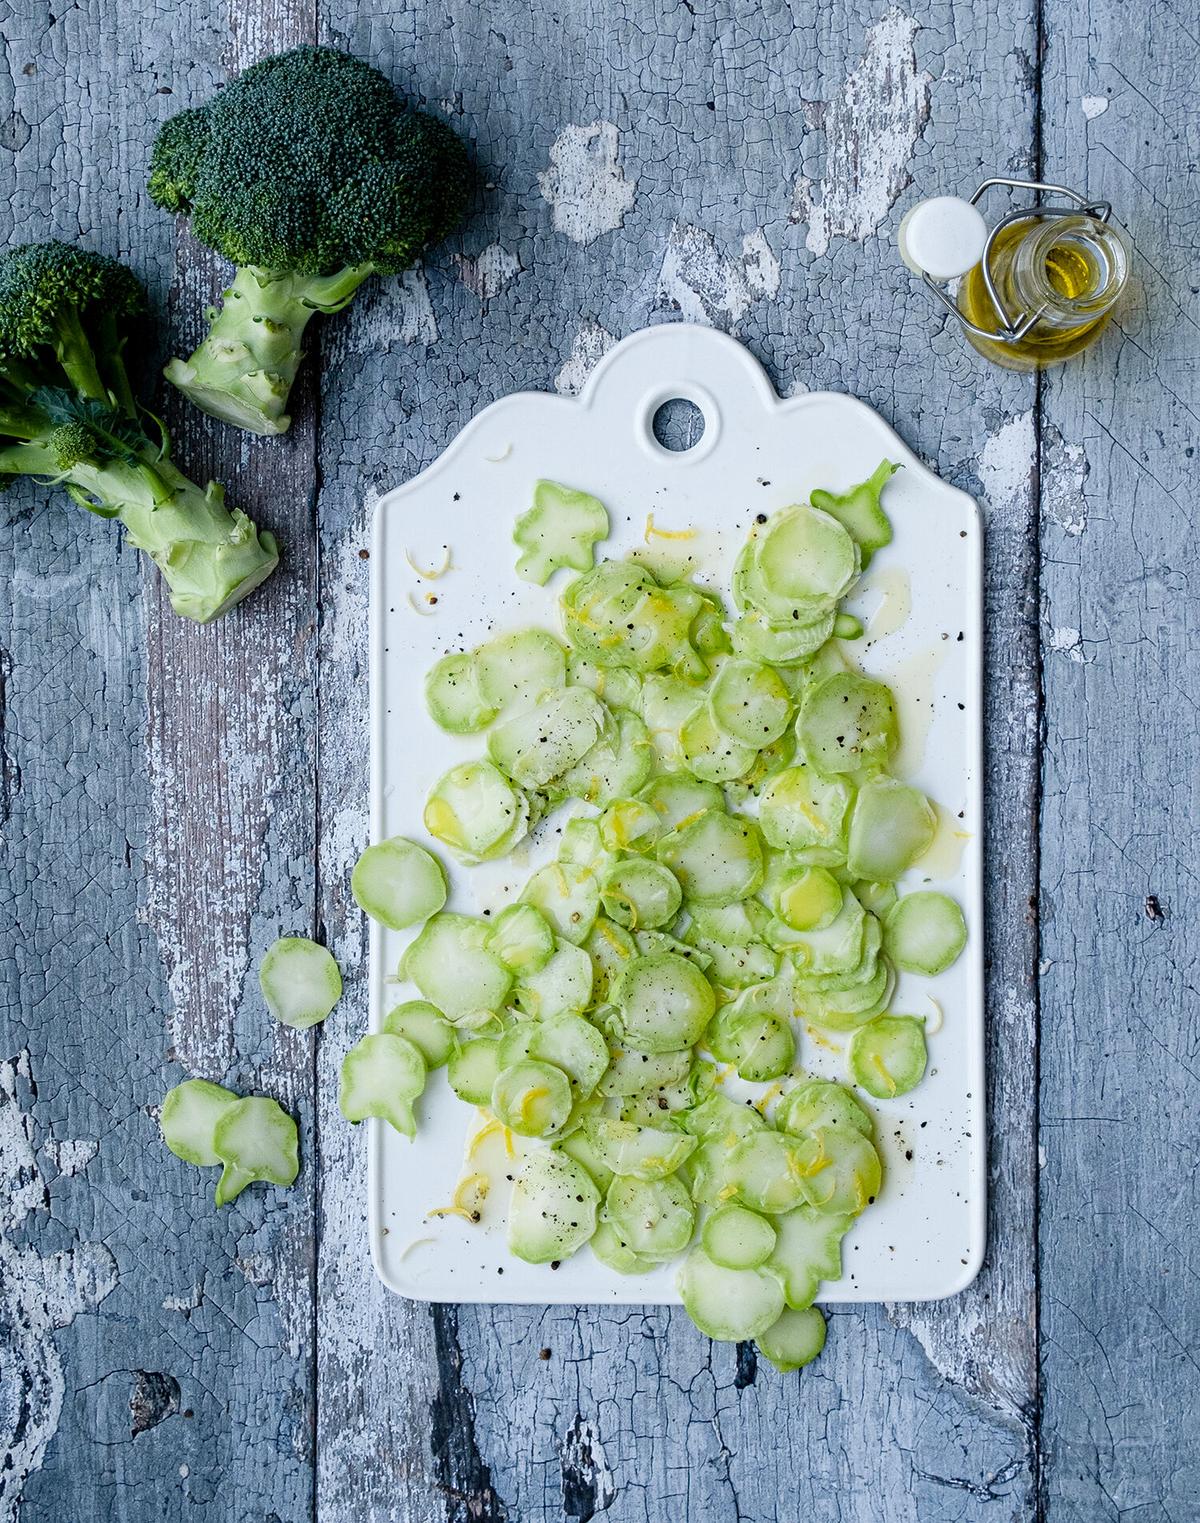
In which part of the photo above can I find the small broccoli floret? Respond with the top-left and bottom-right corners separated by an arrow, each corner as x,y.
48,420 -> 99,470
149,47 -> 472,435
0,240 -> 279,622
0,242 -> 143,402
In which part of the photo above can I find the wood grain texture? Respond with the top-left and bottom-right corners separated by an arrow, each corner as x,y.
0,0 -> 1190,1518
1037,5 -> 1200,1518
0,1 -> 321,1519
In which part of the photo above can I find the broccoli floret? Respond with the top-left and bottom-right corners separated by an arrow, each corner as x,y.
0,241 -> 143,361
48,420 -> 100,470
0,240 -> 278,621
148,47 -> 472,436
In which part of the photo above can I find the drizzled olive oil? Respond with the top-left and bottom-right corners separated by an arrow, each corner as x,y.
958,213 -> 1131,369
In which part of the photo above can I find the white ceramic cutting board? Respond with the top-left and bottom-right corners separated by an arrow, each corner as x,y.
368,323 -> 984,1306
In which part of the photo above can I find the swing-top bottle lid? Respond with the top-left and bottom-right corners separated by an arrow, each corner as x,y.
897,196 -> 989,281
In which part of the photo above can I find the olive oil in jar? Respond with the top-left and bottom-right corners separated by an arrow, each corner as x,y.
957,213 -> 1131,370
899,180 -> 1132,370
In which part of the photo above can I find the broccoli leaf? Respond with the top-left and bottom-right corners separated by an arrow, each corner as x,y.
32,387 -> 143,467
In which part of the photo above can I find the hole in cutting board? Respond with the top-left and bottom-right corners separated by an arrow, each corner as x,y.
651,397 -> 706,452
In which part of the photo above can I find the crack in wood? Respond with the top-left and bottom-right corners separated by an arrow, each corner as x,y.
430,1305 -> 508,1523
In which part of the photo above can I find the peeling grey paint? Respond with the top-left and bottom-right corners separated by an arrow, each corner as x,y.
655,222 -> 780,332
0,1054 -> 118,1521
2,0 -> 1193,1518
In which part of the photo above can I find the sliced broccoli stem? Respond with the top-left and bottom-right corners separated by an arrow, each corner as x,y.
0,437 -> 279,623
165,263 -> 375,436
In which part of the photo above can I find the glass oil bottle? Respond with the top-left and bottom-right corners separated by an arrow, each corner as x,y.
899,178 -> 1132,371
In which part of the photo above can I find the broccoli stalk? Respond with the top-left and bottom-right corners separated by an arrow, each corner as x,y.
149,47 -> 472,437
163,263 -> 374,436
0,241 -> 278,622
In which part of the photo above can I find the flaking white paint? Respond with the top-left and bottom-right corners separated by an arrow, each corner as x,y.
453,244 -> 523,301
560,1414 -> 616,1513
977,410 -> 1035,520
43,1138 -> 99,1178
163,1284 -> 204,1314
538,122 -> 636,244
0,1053 -> 117,1519
655,222 -> 780,332
1043,425 -> 1089,536
791,9 -> 932,256
326,269 -> 439,362
1048,625 -> 1088,662
554,321 -> 617,395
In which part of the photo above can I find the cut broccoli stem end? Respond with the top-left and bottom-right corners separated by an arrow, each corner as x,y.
165,262 -> 374,436
0,438 -> 279,622
115,453 -> 280,621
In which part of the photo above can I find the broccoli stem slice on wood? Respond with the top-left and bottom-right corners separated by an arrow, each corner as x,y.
165,263 -> 375,437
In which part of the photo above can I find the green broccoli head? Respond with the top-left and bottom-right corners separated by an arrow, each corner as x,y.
0,240 -> 143,361
148,46 -> 472,277
144,106 -> 211,217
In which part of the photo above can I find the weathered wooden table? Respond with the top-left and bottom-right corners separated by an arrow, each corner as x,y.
1,1 -> 1195,1518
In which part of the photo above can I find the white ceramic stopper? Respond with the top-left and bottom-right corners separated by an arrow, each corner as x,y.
898,196 -> 989,281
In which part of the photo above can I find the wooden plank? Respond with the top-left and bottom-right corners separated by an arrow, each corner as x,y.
0,1 -> 322,1518
1037,10 -> 1200,1518
313,3 -> 1044,1519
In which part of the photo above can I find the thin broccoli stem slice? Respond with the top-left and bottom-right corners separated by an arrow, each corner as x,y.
0,436 -> 279,622
165,263 -> 375,436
